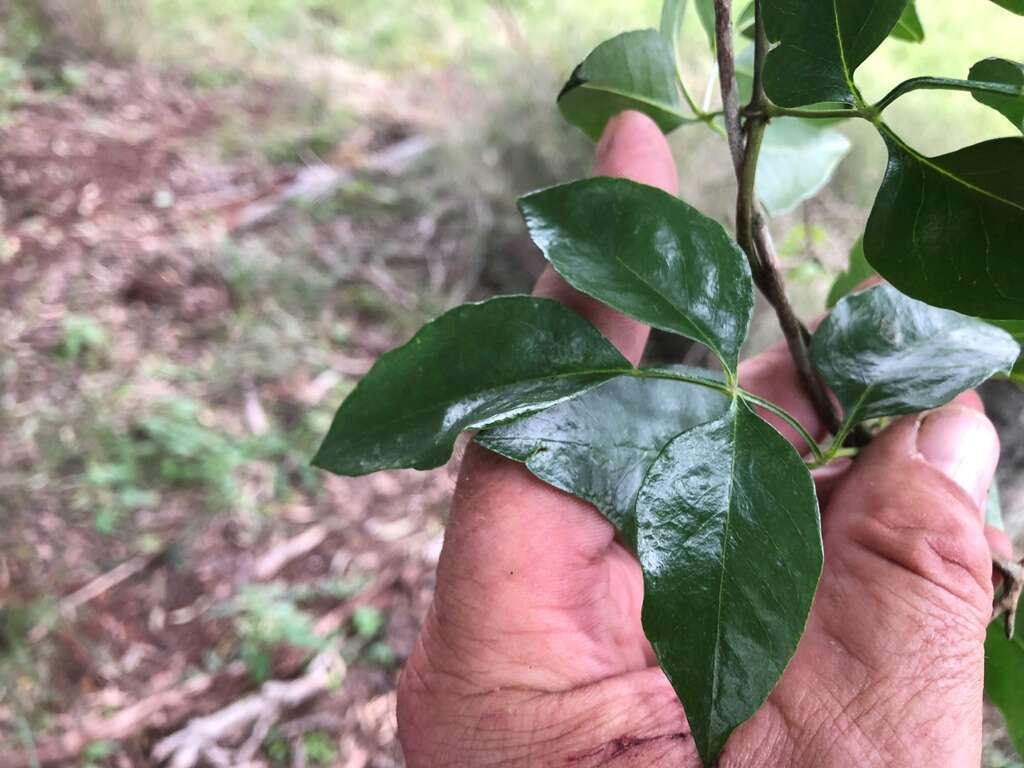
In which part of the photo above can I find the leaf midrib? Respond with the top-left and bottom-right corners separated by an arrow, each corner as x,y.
341,365 -> 630,445
706,405 -> 741,758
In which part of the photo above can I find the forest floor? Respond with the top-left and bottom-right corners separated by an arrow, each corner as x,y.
0,61 -> 478,767
2,4 -> 1024,766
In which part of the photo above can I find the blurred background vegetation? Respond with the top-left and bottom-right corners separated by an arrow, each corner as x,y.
0,1 -> 1022,765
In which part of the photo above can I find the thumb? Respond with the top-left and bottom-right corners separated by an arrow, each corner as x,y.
828,403 -> 1000,618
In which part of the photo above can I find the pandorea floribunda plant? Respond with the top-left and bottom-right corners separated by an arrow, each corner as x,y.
314,1 -> 1024,764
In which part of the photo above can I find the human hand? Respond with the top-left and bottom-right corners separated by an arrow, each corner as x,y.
396,111 -> 1009,767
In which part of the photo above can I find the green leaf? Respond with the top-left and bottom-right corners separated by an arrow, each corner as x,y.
826,237 -> 875,309
312,297 -> 632,476
889,1 -> 924,43
990,0 -> 1024,14
694,0 -> 717,50
811,285 -> 1020,424
660,0 -> 688,54
763,0 -> 909,107
558,30 -> 689,141
756,118 -> 851,216
477,366 -> 730,546
969,58 -> 1024,133
519,177 -> 753,373
986,613 -> 1024,757
637,400 -> 822,765
864,130 -> 1024,319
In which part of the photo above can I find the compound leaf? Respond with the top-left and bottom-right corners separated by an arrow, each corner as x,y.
637,401 -> 822,765
763,0 -> 909,107
864,130 -> 1024,319
558,29 -> 690,141
477,366 -> 730,546
986,613 -> 1024,756
811,285 -> 1020,424
312,297 -> 632,476
889,1 -> 924,43
826,237 -> 875,309
520,177 -> 754,373
969,58 -> 1024,133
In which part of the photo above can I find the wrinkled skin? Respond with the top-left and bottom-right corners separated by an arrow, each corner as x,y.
396,112 -> 1011,767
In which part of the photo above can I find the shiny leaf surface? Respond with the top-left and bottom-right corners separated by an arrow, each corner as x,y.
558,29 -> 689,141
313,297 -> 632,476
889,1 -> 924,42
477,366 -> 730,546
969,58 -> 1024,133
519,177 -> 754,372
756,118 -> 851,215
637,401 -> 822,765
826,237 -> 875,309
864,130 -> 1024,319
811,285 -> 1020,423
986,613 -> 1024,756
763,0 -> 908,107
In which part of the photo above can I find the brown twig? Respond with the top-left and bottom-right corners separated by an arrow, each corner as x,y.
713,0 -> 843,435
993,557 -> 1024,639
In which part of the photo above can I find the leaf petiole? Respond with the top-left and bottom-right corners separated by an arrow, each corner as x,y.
873,75 -> 1023,113
629,368 -> 826,464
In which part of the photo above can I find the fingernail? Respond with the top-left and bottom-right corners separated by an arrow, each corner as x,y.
596,113 -> 626,164
917,405 -> 999,507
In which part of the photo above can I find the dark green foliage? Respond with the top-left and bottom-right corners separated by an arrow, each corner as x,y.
865,132 -> 1024,319
519,178 -> 753,372
969,58 -> 1024,133
812,285 -> 1020,423
762,0 -> 908,107
557,30 -> 689,141
478,367 -> 730,544
313,297 -> 632,475
636,401 -> 822,764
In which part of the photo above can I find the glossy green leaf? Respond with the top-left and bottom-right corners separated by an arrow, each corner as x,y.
889,1 -> 924,43
477,367 -> 730,546
811,285 -> 1020,424
763,0 -> 909,107
312,297 -> 632,476
969,58 -> 1024,133
520,177 -> 753,373
757,118 -> 851,216
986,613 -> 1024,757
990,0 -> 1024,14
864,130 -> 1024,319
637,400 -> 822,765
826,237 -> 875,309
558,29 -> 689,141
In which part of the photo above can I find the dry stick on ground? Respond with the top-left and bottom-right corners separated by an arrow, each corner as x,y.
28,551 -> 165,643
712,0 -> 842,436
151,649 -> 346,768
